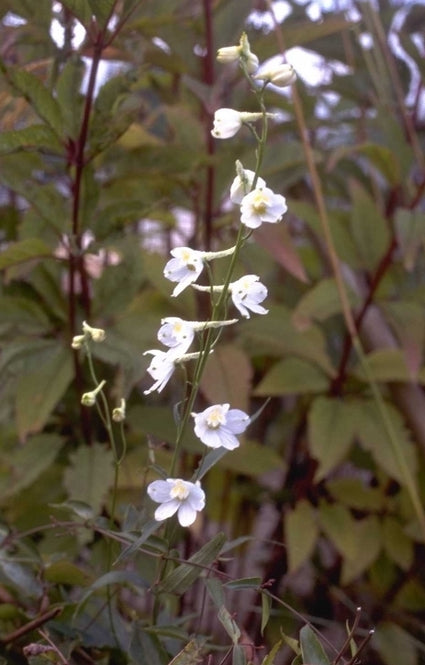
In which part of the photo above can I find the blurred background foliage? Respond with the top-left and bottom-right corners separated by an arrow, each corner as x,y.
0,0 -> 425,663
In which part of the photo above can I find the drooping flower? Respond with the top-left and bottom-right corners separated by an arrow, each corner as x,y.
164,245 -> 237,296
230,168 -> 266,204
158,318 -> 196,354
143,349 -> 177,395
240,187 -> 287,229
164,247 -> 205,296
147,478 -> 206,527
192,403 -> 250,450
143,349 -> 202,395
253,62 -> 297,87
82,320 -> 106,342
216,45 -> 240,64
158,317 -> 238,355
81,380 -> 106,407
211,109 -> 265,139
230,275 -> 268,318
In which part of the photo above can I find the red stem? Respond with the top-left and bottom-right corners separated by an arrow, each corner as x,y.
202,0 -> 215,250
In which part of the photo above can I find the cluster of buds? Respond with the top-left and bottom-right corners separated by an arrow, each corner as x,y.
212,33 -> 296,140
72,321 -> 106,349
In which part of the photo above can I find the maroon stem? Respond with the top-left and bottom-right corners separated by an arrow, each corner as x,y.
202,0 -> 215,250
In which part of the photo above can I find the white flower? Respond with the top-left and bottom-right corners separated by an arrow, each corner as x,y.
253,63 -> 297,87
147,478 -> 205,527
164,247 -> 205,296
217,45 -> 240,63
158,318 -> 196,354
82,321 -> 106,342
230,169 -> 266,204
81,380 -> 106,407
240,187 -> 287,229
230,275 -> 268,318
112,398 -> 126,422
238,32 -> 259,74
211,108 -> 243,139
143,349 -> 202,395
192,403 -> 250,450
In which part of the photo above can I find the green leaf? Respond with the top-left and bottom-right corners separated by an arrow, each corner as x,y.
0,125 -> 62,153
0,238 -> 51,270
326,478 -> 385,512
354,398 -> 418,484
285,501 -> 319,573
240,305 -> 335,376
319,503 -> 382,584
382,516 -> 414,571
0,434 -> 64,502
0,560 -> 43,600
160,533 -> 226,594
15,345 -> 73,439
352,349 -> 413,383
299,625 -> 331,665
44,560 -> 92,586
129,625 -> 169,665
225,577 -> 262,590
218,605 -> 241,644
308,397 -> 356,480
60,0 -> 93,25
201,344 -> 252,411
167,640 -> 205,665
395,208 -> 425,271
349,181 -> 390,271
63,443 -> 115,516
329,142 -> 400,186
232,645 -> 246,665
373,622 -> 417,665
255,357 -> 329,396
218,440 -> 286,477
261,593 -> 272,637
88,0 -> 115,25
1,67 -> 64,136
292,278 -> 361,329
56,55 -> 85,139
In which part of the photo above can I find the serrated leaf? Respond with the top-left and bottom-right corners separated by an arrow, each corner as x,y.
292,278 -> 360,329
381,301 -> 425,375
308,397 -> 356,480
2,67 -> 64,136
354,398 -> 417,484
395,208 -> 425,271
167,639 -> 205,665
326,478 -> 384,512
240,305 -> 335,376
373,622 -> 417,665
0,434 -> 64,502
0,125 -> 62,153
44,560 -> 92,586
0,238 -> 51,270
349,181 -> 390,271
319,504 -> 381,584
15,344 -> 73,439
218,605 -> 241,644
201,345 -> 252,412
160,533 -> 226,594
285,501 -> 319,573
382,516 -> 413,571
299,625 -> 331,665
60,0 -> 93,25
352,349 -> 413,383
64,443 -> 115,516
255,357 -> 329,396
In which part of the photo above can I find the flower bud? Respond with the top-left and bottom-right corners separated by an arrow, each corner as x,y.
239,33 -> 259,74
82,321 -> 106,342
253,63 -> 296,87
112,399 -> 126,422
81,380 -> 106,407
217,45 -> 240,63
71,334 -> 85,350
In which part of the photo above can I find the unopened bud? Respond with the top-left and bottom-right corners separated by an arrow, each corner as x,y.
71,334 -> 85,350
112,399 -> 126,422
253,63 -> 296,87
82,321 -> 106,342
239,33 -> 259,74
217,45 -> 241,64
81,380 -> 106,407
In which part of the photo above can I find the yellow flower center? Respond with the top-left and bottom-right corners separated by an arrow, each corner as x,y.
170,480 -> 189,500
206,407 -> 225,429
252,192 -> 268,214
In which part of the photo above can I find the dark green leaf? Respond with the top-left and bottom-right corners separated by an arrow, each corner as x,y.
0,238 -> 52,270
160,533 -> 226,594
299,625 -> 331,665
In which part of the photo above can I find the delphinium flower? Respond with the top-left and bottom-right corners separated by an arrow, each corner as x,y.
229,275 -> 268,318
192,403 -> 250,450
147,478 -> 205,526
164,245 -> 236,296
158,317 -> 239,355
240,186 -> 288,229
253,62 -> 296,87
230,166 -> 266,204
